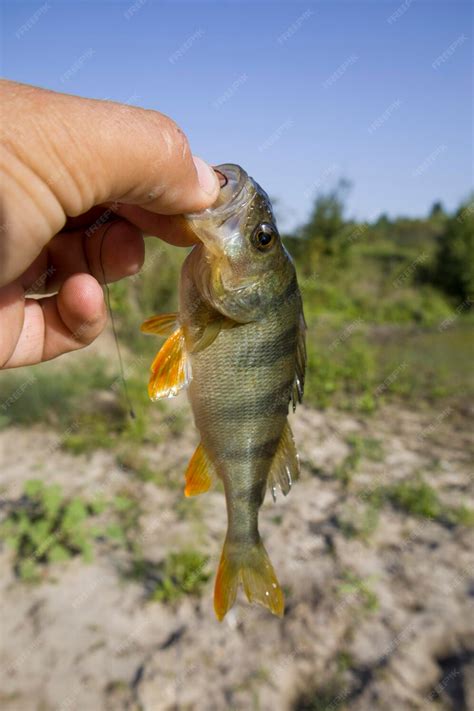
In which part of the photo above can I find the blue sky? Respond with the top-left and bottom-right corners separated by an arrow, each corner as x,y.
1,0 -> 472,230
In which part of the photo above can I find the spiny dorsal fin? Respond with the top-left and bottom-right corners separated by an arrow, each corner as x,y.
184,442 -> 216,497
148,327 -> 191,400
292,311 -> 307,411
141,312 -> 179,337
268,421 -> 300,501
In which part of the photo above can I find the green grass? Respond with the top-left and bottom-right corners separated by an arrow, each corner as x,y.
338,571 -> 379,613
128,549 -> 210,603
347,435 -> 384,462
115,447 -> 170,486
366,476 -> 474,527
0,479 -> 103,581
339,476 -> 474,540
151,550 -> 210,602
305,333 -> 377,412
0,221 -> 472,436
293,681 -> 348,711
105,493 -> 142,548
0,359 -> 112,428
0,481 -> 147,582
106,239 -> 183,350
384,478 -> 442,519
445,506 -> 474,527
0,355 -> 156,447
338,502 -> 381,540
303,319 -> 473,411
61,371 -> 157,454
333,435 -> 384,486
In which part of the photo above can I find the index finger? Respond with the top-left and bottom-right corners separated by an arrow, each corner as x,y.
0,81 -> 219,286
109,206 -> 200,246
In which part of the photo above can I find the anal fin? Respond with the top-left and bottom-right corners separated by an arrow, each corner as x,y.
268,421 -> 300,501
185,442 -> 216,497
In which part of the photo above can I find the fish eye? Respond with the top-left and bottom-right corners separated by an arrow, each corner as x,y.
251,223 -> 277,251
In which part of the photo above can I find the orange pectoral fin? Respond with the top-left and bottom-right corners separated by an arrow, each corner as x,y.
148,328 -> 191,400
141,312 -> 179,337
184,442 -> 215,497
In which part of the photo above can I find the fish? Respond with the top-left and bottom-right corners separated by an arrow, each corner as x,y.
141,164 -> 306,621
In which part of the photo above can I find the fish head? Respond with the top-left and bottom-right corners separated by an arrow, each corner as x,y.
186,163 -> 294,321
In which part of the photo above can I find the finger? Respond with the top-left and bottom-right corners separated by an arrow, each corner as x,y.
1,80 -> 220,285
63,205 -> 118,232
109,206 -> 199,247
2,274 -> 106,368
62,204 -> 198,246
44,219 -> 144,291
0,282 -> 25,367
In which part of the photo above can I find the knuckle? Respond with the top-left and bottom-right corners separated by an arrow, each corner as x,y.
157,114 -> 191,162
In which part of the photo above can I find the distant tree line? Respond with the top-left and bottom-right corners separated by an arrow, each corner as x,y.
284,183 -> 474,304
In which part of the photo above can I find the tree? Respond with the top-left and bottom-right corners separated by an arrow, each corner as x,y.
429,200 -> 445,219
431,197 -> 474,302
299,179 -> 352,266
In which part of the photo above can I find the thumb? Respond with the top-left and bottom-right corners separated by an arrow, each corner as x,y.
0,80 -> 220,283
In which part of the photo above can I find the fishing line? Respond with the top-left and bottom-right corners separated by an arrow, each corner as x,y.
98,220 -> 136,420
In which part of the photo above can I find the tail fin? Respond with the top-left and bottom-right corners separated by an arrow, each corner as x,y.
214,538 -> 284,621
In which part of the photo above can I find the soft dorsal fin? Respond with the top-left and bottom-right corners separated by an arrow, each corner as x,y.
292,311 -> 307,411
184,442 -> 217,497
147,327 -> 191,400
268,421 -> 300,501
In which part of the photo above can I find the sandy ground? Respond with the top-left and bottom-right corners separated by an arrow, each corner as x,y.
0,399 -> 473,711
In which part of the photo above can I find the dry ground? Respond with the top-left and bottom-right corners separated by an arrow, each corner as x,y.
0,398 -> 473,711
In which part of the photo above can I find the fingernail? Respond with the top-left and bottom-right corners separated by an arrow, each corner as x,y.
193,155 -> 219,195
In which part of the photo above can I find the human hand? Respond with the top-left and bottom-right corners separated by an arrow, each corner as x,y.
0,79 -> 220,369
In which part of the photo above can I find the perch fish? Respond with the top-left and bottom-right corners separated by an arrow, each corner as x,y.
141,164 -> 306,620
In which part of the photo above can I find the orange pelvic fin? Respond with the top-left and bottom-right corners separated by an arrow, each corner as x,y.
148,327 -> 191,400
185,442 -> 216,497
141,312 -> 179,337
214,539 -> 284,621
190,315 -> 235,354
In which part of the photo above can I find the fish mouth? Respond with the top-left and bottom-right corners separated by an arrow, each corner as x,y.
186,164 -> 269,314
187,164 -> 250,224
185,164 -> 253,258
